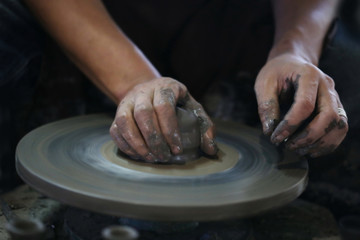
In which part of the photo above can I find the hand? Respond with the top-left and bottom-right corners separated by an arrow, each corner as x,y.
109,77 -> 217,162
254,54 -> 348,158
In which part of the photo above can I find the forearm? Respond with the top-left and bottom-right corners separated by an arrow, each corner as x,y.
269,0 -> 340,65
24,0 -> 160,103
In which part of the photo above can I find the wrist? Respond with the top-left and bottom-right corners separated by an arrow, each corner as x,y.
99,71 -> 160,104
72,39 -> 160,104
268,29 -> 320,65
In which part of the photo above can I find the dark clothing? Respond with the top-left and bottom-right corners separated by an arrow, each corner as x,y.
0,0 -> 44,190
103,0 -> 275,99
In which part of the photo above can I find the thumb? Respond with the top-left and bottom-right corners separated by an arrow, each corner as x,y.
255,76 -> 281,136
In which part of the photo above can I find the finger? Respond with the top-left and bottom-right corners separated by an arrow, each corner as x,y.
288,76 -> 348,149
286,115 -> 330,150
153,87 -> 182,155
115,100 -> 157,162
271,72 -> 319,144
257,99 -> 281,136
293,141 -> 320,156
134,90 -> 171,162
254,74 -> 281,136
307,139 -> 337,158
184,93 -> 218,155
308,117 -> 348,158
110,122 -> 140,159
292,115 -> 348,156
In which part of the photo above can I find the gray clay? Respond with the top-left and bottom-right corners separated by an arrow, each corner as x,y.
171,107 -> 201,163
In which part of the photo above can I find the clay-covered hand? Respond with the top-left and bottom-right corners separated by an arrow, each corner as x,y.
254,54 -> 348,157
110,77 -> 217,162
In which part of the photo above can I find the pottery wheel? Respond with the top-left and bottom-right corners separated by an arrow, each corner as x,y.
16,114 -> 308,221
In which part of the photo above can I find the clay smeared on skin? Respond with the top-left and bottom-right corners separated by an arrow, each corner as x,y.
148,130 -> 171,162
293,130 -> 310,142
288,129 -> 312,149
264,119 -> 279,135
310,144 -> 336,158
137,109 -> 171,162
181,92 -> 211,135
179,92 -> 218,154
279,74 -> 301,101
337,118 -> 347,130
280,77 -> 292,96
207,139 -> 218,153
159,88 -> 176,106
325,119 -> 337,134
178,92 -> 191,107
293,74 -> 301,91
258,99 -> 279,135
295,139 -> 336,158
193,108 -> 217,154
194,113 -> 210,135
269,74 -> 303,144
294,141 -> 320,156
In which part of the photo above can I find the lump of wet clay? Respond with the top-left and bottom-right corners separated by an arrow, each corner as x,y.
171,107 -> 201,163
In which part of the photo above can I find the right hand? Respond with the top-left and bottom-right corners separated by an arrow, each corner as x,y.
109,77 -> 217,163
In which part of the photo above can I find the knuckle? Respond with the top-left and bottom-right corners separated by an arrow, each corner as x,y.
299,97 -> 315,113
134,104 -> 153,120
115,114 -> 129,129
324,109 -> 339,120
109,126 -> 117,137
324,75 -> 335,88
304,62 -> 320,74
301,74 -> 319,89
154,101 -> 173,113
177,87 -> 188,99
162,77 -> 175,82
175,82 -> 188,94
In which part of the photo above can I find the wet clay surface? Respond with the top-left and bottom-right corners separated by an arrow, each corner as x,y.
104,142 -> 238,177
16,114 -> 307,221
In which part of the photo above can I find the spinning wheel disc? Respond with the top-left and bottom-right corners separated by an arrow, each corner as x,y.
16,114 -> 308,221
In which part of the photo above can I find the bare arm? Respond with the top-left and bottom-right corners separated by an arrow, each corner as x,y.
24,0 -> 159,103
269,0 -> 339,64
24,0 -> 217,161
255,0 -> 348,157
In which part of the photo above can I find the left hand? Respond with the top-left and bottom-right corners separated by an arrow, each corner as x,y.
254,53 -> 348,158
